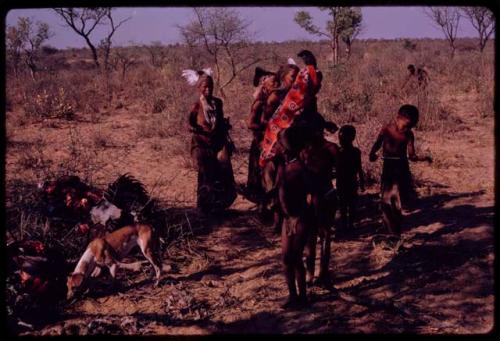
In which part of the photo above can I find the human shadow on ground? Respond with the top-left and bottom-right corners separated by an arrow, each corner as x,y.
312,189 -> 494,333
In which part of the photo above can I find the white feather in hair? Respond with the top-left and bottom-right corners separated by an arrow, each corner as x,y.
181,69 -> 199,86
287,57 -> 297,65
202,67 -> 213,77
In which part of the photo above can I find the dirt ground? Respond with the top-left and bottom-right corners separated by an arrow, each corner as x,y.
7,90 -> 494,335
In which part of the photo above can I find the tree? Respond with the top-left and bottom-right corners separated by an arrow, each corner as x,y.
338,7 -> 363,59
6,25 -> 23,77
6,17 -> 52,79
53,8 -> 108,67
178,7 -> 260,97
53,8 -> 130,69
98,10 -> 131,71
425,7 -> 461,57
461,6 -> 495,52
113,49 -> 136,82
295,7 -> 363,65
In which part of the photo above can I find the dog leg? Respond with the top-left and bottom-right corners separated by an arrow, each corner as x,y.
109,263 -> 117,278
91,266 -> 102,278
139,239 -> 162,286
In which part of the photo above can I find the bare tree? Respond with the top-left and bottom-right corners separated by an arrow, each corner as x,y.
53,8 -> 130,70
295,7 -> 363,65
53,8 -> 108,67
461,6 -> 495,52
6,17 -> 52,79
113,49 -> 136,82
98,10 -> 131,71
178,7 -> 260,97
425,7 -> 461,57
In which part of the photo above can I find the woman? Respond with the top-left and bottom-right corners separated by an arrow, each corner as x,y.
246,67 -> 279,206
259,50 -> 322,167
182,68 -> 237,213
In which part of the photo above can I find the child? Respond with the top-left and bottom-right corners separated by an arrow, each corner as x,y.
369,104 -> 432,235
336,125 -> 365,233
298,116 -> 338,286
274,125 -> 311,309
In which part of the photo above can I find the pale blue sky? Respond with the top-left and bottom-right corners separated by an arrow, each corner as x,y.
6,7 -> 482,49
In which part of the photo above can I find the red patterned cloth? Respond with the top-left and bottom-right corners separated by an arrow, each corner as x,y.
259,65 -> 320,167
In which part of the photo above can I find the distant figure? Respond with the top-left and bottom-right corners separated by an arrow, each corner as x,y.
402,64 -> 430,92
336,125 -> 365,233
182,68 -> 237,213
416,66 -> 430,89
369,105 -> 432,235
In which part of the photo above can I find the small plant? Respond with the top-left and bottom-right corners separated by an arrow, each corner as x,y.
24,87 -> 75,120
152,98 -> 167,114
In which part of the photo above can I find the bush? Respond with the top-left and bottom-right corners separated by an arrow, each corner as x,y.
23,87 -> 75,120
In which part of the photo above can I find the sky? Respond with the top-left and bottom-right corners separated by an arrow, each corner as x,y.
5,7 -> 483,49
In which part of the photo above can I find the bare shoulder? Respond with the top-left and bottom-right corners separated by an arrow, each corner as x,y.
325,140 -> 339,154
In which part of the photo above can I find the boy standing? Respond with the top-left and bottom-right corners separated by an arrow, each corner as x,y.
336,125 -> 365,233
369,105 -> 431,235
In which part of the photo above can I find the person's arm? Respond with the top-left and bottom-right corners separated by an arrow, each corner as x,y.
369,127 -> 385,162
357,149 -> 365,192
188,103 -> 207,135
248,99 -> 264,131
188,103 -> 199,128
262,92 -> 281,125
408,130 -> 432,162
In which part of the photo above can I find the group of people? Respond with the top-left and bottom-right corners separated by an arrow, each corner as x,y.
182,50 -> 431,308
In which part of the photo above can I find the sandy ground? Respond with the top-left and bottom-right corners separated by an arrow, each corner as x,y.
6,90 -> 494,335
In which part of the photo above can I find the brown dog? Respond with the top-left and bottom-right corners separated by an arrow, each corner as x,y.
67,223 -> 162,299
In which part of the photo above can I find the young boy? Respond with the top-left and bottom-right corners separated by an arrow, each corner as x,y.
369,104 -> 432,235
336,125 -> 365,233
298,115 -> 339,287
274,125 -> 311,309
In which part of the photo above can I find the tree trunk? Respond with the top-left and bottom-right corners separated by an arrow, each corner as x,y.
84,35 -> 100,68
334,36 -> 339,65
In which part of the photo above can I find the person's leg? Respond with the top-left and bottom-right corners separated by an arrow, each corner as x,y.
293,217 -> 308,304
337,188 -> 348,232
247,138 -> 263,199
347,193 -> 358,230
318,193 -> 334,284
281,218 -> 298,305
392,184 -> 402,235
381,183 -> 397,234
304,222 -> 317,285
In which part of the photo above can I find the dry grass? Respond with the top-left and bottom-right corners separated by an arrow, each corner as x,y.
4,37 -> 494,334
5,36 -> 494,243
